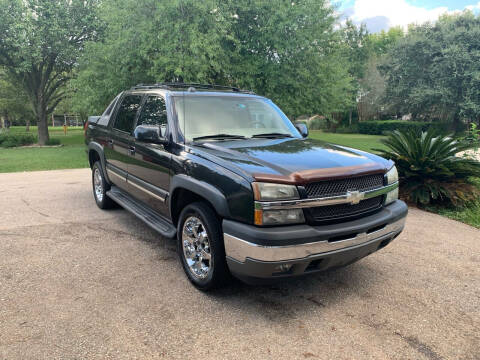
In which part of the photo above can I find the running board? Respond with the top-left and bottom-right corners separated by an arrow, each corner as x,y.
107,186 -> 176,238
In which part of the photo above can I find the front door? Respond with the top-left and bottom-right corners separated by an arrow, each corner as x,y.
127,95 -> 171,216
104,94 -> 142,192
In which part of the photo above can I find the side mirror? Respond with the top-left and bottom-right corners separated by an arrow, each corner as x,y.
295,122 -> 309,138
88,116 -> 101,124
134,125 -> 167,144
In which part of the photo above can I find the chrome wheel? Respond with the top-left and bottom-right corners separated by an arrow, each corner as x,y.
93,167 -> 104,202
182,216 -> 212,279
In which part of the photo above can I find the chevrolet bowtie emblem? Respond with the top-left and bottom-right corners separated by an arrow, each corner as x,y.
346,190 -> 364,205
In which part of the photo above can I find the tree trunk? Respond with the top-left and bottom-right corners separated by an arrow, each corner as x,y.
31,90 -> 50,145
26,119 -> 30,132
36,102 -> 49,145
357,100 -> 364,122
349,109 -> 352,126
452,112 -> 461,133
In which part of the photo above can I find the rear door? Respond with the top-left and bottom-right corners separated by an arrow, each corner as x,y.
104,94 -> 142,192
127,95 -> 171,216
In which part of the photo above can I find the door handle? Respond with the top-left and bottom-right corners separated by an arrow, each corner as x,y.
129,146 -> 136,155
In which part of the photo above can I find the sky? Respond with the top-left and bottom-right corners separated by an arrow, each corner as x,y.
337,0 -> 480,32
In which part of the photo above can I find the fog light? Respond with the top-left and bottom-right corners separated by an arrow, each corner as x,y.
273,264 -> 292,274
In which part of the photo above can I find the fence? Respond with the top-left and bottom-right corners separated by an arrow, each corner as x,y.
51,114 -> 81,127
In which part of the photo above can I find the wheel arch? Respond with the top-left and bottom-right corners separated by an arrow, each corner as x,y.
169,175 -> 230,226
88,142 -> 110,184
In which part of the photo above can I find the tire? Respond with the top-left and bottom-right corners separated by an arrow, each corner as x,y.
92,161 -> 116,209
177,202 -> 230,290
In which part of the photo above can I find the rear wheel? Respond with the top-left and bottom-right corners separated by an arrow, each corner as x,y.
92,161 -> 116,209
177,202 -> 230,290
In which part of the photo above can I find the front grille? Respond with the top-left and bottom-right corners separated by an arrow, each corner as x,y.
309,196 -> 383,222
304,174 -> 384,199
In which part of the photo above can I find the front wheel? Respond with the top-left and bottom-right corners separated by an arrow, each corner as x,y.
92,161 -> 116,209
177,202 -> 230,290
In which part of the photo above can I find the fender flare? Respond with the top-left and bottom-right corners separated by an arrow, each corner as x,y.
87,142 -> 110,184
169,174 -> 230,219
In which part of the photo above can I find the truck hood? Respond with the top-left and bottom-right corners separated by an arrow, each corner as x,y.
190,137 -> 393,184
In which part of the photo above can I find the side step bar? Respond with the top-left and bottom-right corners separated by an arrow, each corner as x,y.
107,186 -> 176,239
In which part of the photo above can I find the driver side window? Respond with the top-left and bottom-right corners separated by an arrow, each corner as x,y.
137,96 -> 168,128
113,95 -> 142,133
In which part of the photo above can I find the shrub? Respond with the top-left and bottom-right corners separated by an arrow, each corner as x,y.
376,129 -> 480,206
462,123 -> 480,150
0,133 -> 36,148
358,120 -> 440,135
334,124 -> 359,134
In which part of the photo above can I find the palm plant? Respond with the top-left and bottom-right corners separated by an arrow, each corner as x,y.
376,128 -> 480,206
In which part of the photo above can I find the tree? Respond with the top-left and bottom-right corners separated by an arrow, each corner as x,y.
366,27 -> 404,56
380,12 -> 480,129
0,0 -> 102,144
357,57 -> 387,121
218,0 -> 353,118
355,28 -> 404,122
0,69 -> 32,129
339,20 -> 370,124
72,0 -> 353,119
72,0 -> 228,116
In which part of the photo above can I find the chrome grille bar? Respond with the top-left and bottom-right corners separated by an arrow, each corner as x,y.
255,182 -> 398,210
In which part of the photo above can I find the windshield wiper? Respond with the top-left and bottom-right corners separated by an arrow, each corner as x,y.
251,132 -> 294,138
192,134 -> 246,141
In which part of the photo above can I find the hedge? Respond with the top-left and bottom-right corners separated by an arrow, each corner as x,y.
358,121 -> 441,135
0,133 -> 36,148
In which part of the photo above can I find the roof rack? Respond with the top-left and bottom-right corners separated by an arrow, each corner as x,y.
130,82 -> 255,94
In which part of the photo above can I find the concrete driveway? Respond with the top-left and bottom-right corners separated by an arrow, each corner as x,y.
0,169 -> 478,360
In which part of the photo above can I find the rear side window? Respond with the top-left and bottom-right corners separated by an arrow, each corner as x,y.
113,95 -> 142,133
103,95 -> 119,116
98,94 -> 121,126
137,96 -> 168,127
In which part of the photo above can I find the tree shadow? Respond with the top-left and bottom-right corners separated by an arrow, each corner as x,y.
113,210 -> 379,322
209,263 -> 375,322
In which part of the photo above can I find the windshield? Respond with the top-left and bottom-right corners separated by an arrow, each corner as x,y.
173,95 -> 300,141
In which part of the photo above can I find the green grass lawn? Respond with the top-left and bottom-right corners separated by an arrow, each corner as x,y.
0,126 -> 88,173
308,131 -> 387,153
427,178 -> 480,229
432,202 -> 480,229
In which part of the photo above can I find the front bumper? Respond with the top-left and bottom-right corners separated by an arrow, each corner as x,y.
223,200 -> 407,283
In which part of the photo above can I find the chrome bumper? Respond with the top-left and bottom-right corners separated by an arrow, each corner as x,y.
224,217 -> 406,263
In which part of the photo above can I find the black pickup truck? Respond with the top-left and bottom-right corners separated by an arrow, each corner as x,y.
85,83 -> 407,290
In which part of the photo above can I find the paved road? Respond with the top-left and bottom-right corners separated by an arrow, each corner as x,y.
0,169 -> 479,360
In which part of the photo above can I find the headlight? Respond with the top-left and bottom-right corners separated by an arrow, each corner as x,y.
252,182 -> 299,201
385,166 -> 399,205
386,166 -> 398,184
252,182 -> 303,225
261,209 -> 305,225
